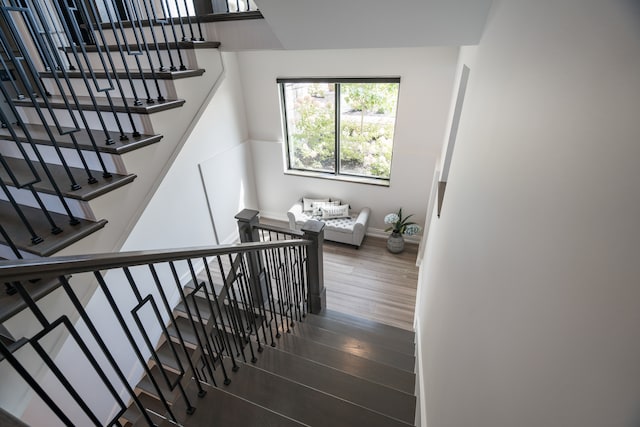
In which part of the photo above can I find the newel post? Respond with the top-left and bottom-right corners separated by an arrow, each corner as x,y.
235,209 -> 268,305
302,220 -> 325,314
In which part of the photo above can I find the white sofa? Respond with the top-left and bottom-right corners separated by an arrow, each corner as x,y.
287,200 -> 371,248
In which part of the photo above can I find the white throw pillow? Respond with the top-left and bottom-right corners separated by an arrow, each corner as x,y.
312,200 -> 340,216
321,204 -> 350,219
303,197 -> 329,212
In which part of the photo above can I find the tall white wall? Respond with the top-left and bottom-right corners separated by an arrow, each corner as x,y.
237,48 -> 458,233
417,1 -> 640,426
121,52 -> 254,251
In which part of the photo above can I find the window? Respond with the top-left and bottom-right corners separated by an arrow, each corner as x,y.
279,78 -> 400,184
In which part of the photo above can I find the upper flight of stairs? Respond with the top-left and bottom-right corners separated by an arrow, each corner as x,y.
123,299 -> 417,427
0,32 -> 223,259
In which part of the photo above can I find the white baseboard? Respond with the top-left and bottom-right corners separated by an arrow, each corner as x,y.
367,227 -> 422,244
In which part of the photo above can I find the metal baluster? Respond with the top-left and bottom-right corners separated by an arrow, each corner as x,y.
201,256 -> 240,371
0,29 -> 82,190
0,181 -> 43,244
25,0 -> 114,176
58,276 -> 160,427
107,0 -> 153,106
168,261 -> 218,386
94,270 -> 181,424
259,245 -> 282,343
123,266 -> 196,414
3,4 -> 105,181
121,0 -> 163,102
160,0 -> 186,70
0,342 -> 76,426
215,255 -> 247,361
142,0 -> 176,71
186,259 -> 234,381
179,0 -> 196,40
221,254 -> 257,362
148,263 -> 207,396
235,254 -> 264,353
99,0 -> 145,135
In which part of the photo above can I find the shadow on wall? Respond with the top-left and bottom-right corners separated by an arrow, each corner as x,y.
199,142 -> 258,244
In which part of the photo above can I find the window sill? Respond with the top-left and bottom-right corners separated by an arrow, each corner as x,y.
284,169 -> 390,187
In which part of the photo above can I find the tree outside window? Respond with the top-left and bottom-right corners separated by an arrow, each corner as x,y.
280,79 -> 400,182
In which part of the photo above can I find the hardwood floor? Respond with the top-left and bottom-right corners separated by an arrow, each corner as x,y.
259,218 -> 419,331
323,237 -> 418,331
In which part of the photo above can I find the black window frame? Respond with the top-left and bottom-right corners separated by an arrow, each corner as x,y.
278,77 -> 401,185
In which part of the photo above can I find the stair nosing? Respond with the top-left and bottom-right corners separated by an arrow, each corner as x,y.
40,68 -> 205,80
220,360 -> 413,427
283,321 -> 416,372
13,96 -> 185,115
63,41 -> 220,54
0,157 -> 137,201
0,124 -> 163,154
269,332 -> 415,394
249,343 -> 416,424
303,313 -> 416,355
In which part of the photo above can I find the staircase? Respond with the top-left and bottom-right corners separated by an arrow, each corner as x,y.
0,0 -> 223,261
125,307 -> 416,426
0,2 -> 419,425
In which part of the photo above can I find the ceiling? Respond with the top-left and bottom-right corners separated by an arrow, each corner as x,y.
254,0 -> 494,49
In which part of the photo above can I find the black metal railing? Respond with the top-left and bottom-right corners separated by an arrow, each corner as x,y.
0,0 -> 214,261
0,213 -> 325,426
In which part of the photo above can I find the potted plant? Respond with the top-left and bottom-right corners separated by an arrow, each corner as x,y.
384,208 -> 421,253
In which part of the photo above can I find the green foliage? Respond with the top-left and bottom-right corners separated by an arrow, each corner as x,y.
340,121 -> 393,178
289,95 -> 335,171
286,82 -> 399,179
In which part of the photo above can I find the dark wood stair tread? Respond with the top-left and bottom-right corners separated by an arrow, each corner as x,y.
168,381 -> 306,427
320,308 -> 415,342
304,312 -> 415,356
0,200 -> 107,256
13,95 -> 185,114
252,344 -> 416,424
136,365 -> 187,401
0,123 -> 163,154
155,340 -> 195,373
120,393 -> 168,426
0,156 -> 136,200
271,332 -> 415,394
64,41 -> 220,53
0,276 -> 63,323
40,69 -> 205,80
284,321 -> 415,372
212,360 -> 411,427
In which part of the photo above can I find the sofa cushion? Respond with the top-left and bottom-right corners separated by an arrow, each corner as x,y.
303,197 -> 329,211
321,204 -> 350,219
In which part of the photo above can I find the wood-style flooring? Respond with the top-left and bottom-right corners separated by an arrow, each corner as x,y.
259,218 -> 419,331
323,237 -> 418,331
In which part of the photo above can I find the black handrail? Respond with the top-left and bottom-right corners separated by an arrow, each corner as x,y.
0,239 -> 310,282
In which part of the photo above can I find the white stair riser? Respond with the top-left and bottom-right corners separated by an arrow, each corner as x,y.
69,48 -> 199,73
94,24 -> 196,47
0,140 -> 127,175
15,105 -> 152,135
41,75 -> 177,100
1,187 -> 95,221
0,244 -> 39,259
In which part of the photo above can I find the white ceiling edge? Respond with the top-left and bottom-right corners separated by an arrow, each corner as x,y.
255,0 -> 493,49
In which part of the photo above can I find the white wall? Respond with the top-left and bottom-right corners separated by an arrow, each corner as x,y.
121,52 -> 252,252
199,141 -> 258,244
237,48 -> 459,233
417,1 -> 640,426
